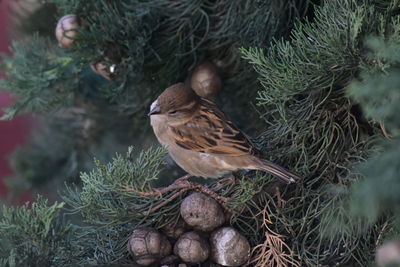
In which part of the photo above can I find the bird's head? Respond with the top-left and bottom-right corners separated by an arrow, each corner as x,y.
149,83 -> 200,124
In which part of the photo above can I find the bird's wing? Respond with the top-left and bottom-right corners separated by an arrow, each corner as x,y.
170,99 -> 257,156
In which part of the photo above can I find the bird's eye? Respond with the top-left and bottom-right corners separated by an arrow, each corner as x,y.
168,110 -> 177,115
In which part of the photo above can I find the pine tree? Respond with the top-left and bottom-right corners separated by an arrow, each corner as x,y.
1,0 -> 399,266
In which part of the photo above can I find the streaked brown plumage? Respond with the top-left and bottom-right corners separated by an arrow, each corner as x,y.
149,83 -> 299,184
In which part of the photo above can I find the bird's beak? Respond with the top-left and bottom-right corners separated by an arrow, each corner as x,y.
148,100 -> 161,116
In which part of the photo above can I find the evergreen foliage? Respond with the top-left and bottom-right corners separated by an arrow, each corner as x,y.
0,196 -> 87,266
0,0 -> 399,266
240,0 -> 400,265
0,38 -> 78,120
64,147 -> 168,227
339,37 -> 400,242
61,147 -> 173,264
51,0 -> 308,88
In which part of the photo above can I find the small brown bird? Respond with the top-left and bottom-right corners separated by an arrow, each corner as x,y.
149,83 -> 299,184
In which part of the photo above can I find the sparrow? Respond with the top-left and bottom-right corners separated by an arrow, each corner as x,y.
149,83 -> 299,184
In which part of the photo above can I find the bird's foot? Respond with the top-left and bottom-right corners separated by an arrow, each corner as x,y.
273,185 -> 286,208
173,174 -> 193,184
227,172 -> 240,183
264,181 -> 287,208
124,174 -> 192,196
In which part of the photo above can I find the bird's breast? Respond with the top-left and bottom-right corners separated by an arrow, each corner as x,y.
150,115 -> 172,146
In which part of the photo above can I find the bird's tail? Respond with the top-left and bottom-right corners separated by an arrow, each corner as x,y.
255,159 -> 300,184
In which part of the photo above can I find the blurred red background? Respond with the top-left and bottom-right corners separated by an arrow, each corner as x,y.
0,0 -> 32,202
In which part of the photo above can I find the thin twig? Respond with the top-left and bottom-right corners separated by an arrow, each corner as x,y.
124,182 -> 189,196
376,220 -> 389,246
249,208 -> 300,267
149,190 -> 188,214
380,122 -> 392,139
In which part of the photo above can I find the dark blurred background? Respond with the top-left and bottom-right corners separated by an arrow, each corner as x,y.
0,0 -> 32,203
